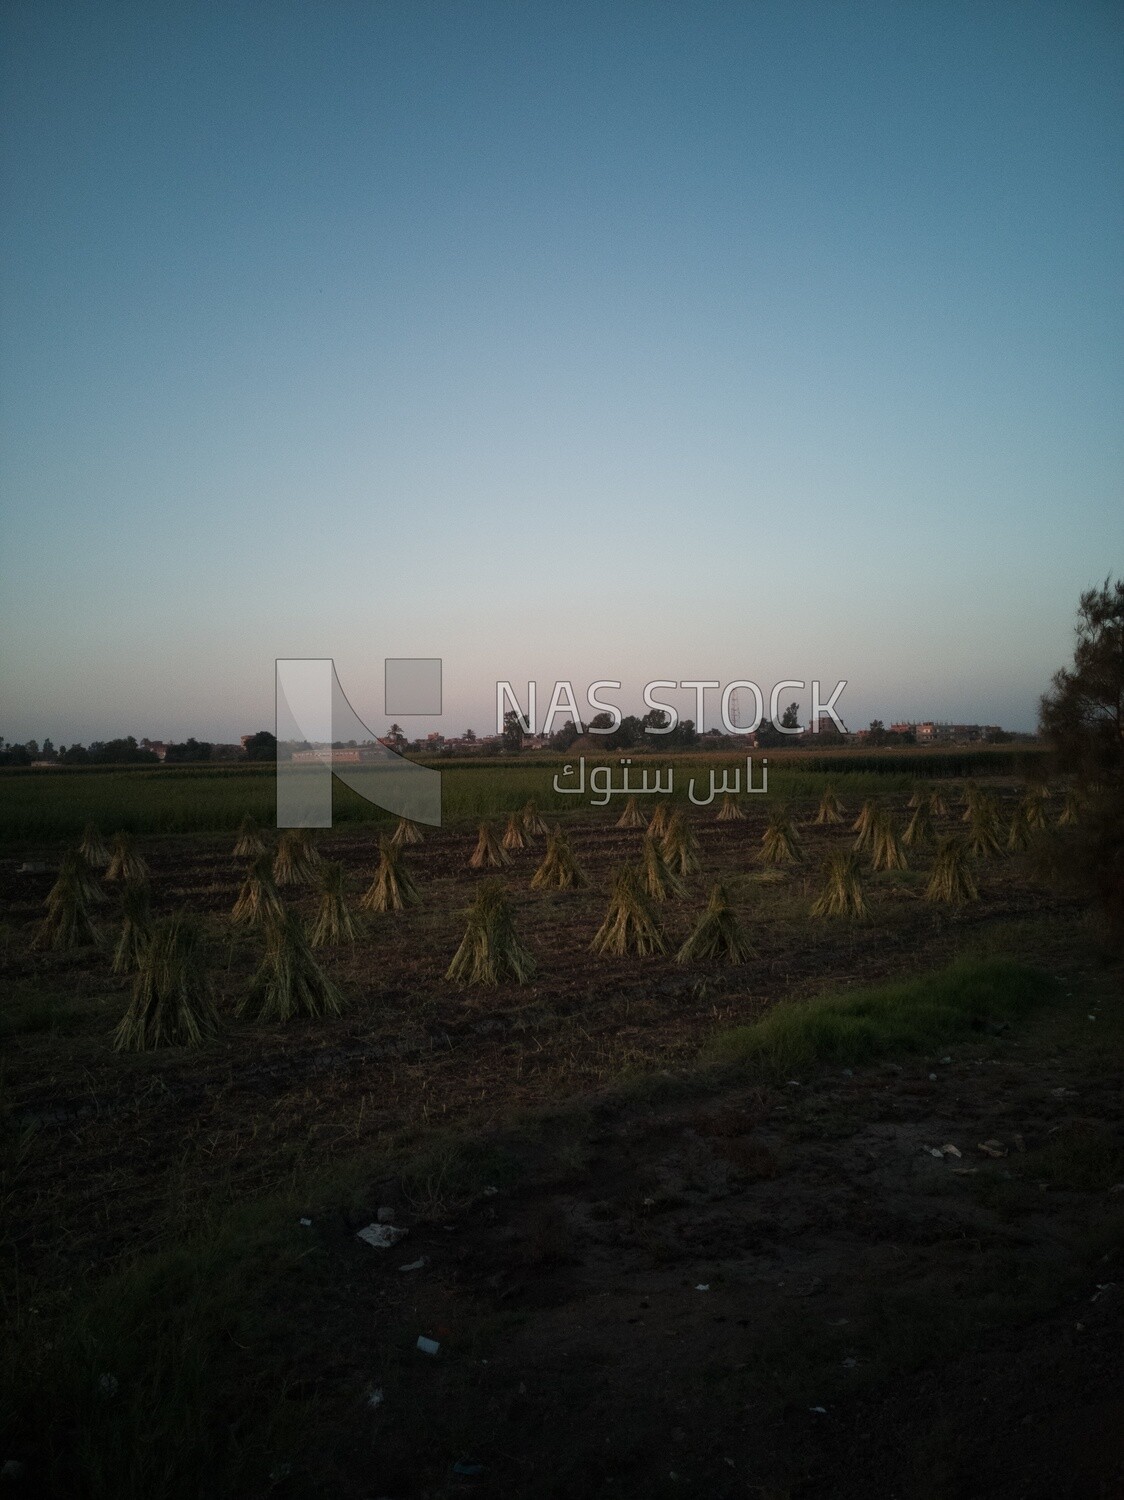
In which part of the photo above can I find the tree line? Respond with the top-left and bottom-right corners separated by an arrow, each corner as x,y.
0,731 -> 277,767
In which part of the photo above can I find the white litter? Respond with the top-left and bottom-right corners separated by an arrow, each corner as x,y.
695,1284 -> 710,1292
399,1257 -> 428,1273
416,1336 -> 440,1356
368,1388 -> 384,1408
299,1217 -> 312,1227
809,1406 -> 827,1414
357,1223 -> 408,1250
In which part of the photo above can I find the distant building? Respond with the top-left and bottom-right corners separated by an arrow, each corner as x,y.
912,722 -> 1002,744
809,714 -> 850,736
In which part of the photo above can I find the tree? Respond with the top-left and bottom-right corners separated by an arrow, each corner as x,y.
1039,577 -> 1124,783
243,730 -> 277,762
502,710 -> 525,754
387,723 -> 407,752
780,702 -> 801,731
548,719 -> 581,752
164,738 -> 212,764
1039,578 -> 1124,944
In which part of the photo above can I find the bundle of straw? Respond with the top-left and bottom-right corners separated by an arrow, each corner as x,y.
924,836 -> 979,904
522,801 -> 549,835
273,828 -> 322,886
239,912 -> 344,1021
1056,786 -> 1084,827
647,802 -> 671,839
233,814 -> 267,858
902,801 -> 932,850
638,831 -> 687,901
1021,784 -> 1050,831
530,825 -> 588,890
966,794 -> 1003,858
309,861 -> 358,948
32,859 -> 101,951
232,854 -> 285,926
502,812 -> 530,850
1006,804 -> 1032,852
60,847 -> 107,905
616,796 -> 648,829
446,881 -> 536,986
870,810 -> 908,872
469,821 -> 511,870
716,793 -> 745,822
928,787 -> 949,818
105,832 -> 148,884
661,809 -> 701,878
114,915 -> 218,1049
815,785 -> 844,825
810,850 -> 868,919
676,882 -> 753,964
852,800 -> 880,853
760,809 -> 801,867
959,781 -> 981,822
390,818 -> 424,847
589,867 -> 668,958
359,838 -> 422,912
79,823 -> 110,869
111,879 -> 153,975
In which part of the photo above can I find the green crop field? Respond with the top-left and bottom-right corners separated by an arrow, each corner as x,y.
0,745 -> 1045,845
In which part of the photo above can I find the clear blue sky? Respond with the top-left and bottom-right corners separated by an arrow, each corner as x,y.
1,0 -> 1121,743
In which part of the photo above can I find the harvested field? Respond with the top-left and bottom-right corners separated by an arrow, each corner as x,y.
1,778 -> 1120,1498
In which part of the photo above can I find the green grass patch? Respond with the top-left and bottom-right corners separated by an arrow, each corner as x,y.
702,958 -> 1058,1077
0,746 -> 1046,844
2,1198 -> 319,1500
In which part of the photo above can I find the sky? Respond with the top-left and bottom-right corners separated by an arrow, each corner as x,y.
1,0 -> 1121,744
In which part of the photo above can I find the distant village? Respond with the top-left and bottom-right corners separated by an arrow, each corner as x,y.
0,717 -> 1032,768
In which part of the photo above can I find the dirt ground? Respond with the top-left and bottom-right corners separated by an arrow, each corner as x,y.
277,965 -> 1123,1500
2,794 -> 1122,1497
0,796 -> 1081,1281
